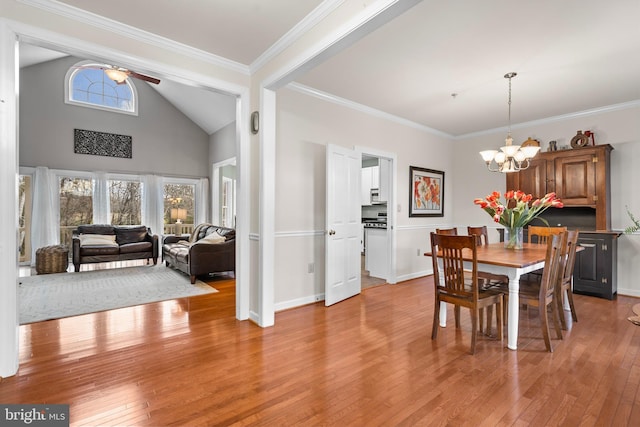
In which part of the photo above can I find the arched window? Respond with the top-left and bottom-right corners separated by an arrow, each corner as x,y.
65,60 -> 138,115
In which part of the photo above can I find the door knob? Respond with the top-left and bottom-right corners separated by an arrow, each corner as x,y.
328,230 -> 336,235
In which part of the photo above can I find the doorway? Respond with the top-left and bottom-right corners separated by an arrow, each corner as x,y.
359,149 -> 395,288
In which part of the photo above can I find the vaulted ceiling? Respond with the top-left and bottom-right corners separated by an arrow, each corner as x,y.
20,0 -> 640,138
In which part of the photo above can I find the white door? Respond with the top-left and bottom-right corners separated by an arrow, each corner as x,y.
325,144 -> 362,306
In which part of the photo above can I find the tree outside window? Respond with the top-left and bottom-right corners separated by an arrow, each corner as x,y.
109,180 -> 142,225
59,177 -> 93,245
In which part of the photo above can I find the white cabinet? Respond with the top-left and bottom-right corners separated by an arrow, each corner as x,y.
361,166 -> 379,205
365,227 -> 388,279
361,163 -> 389,205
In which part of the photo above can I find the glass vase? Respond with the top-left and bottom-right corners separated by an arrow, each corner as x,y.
504,226 -> 524,250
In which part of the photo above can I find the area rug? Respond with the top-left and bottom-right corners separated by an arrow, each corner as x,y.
18,265 -> 218,324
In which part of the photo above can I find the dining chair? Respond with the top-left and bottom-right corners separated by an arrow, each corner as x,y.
495,232 -> 565,352
556,229 -> 579,330
525,225 -> 568,281
467,225 -> 489,247
467,225 -> 509,336
435,227 -> 458,235
429,232 -> 504,354
528,225 -> 567,244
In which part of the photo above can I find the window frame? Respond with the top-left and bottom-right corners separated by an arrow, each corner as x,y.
64,60 -> 139,116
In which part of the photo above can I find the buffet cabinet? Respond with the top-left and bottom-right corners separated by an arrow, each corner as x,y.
573,231 -> 620,300
506,144 -> 612,230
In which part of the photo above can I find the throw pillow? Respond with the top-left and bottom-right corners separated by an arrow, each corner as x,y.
79,234 -> 119,247
194,232 -> 226,245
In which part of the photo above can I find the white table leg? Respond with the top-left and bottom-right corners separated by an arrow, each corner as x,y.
508,277 -> 520,350
440,301 -> 447,327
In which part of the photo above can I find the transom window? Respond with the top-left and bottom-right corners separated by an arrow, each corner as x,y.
65,60 -> 138,115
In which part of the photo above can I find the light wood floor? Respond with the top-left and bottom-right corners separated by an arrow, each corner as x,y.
2,267 -> 639,426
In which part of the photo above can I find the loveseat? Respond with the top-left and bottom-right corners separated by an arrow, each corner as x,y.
72,224 -> 159,272
162,223 -> 235,284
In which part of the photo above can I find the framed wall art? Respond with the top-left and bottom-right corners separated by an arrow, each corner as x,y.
409,166 -> 444,217
74,128 -> 132,159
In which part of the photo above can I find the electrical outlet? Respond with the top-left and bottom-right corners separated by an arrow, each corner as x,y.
308,263 -> 315,273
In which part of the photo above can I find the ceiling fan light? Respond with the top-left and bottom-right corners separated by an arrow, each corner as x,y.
105,68 -> 128,83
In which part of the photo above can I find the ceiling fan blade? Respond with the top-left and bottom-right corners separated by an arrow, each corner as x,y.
126,70 -> 160,85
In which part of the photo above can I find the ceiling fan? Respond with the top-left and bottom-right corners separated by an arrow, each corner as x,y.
77,64 -> 161,85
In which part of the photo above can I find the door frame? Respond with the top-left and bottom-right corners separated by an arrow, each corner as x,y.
211,157 -> 237,227
357,146 -> 397,284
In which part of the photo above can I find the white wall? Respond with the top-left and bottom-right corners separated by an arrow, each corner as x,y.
209,121 -> 236,166
453,106 -> 640,295
273,87 -> 453,309
20,56 -> 210,177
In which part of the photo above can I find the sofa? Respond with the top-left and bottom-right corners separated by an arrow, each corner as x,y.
162,223 -> 235,284
72,224 -> 159,272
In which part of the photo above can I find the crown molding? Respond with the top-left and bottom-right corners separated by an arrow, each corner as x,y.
17,0 -> 250,75
250,0 -> 346,74
288,82 -> 452,139
456,100 -> 640,140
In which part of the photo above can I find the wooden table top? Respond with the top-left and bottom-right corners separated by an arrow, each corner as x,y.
425,242 -> 549,269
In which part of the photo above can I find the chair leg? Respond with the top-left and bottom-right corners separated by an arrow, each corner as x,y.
455,306 -> 461,329
556,293 -> 568,330
470,308 -> 478,355
485,306 -> 493,336
539,303 -> 553,352
551,301 -> 563,340
479,308 -> 485,334
431,298 -> 440,340
496,297 -> 503,347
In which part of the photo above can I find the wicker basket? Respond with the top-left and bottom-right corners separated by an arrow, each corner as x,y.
35,245 -> 69,274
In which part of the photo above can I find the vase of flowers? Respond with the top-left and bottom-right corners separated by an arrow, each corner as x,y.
474,190 -> 564,249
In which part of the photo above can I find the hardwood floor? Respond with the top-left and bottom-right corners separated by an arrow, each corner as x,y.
2,270 -> 639,426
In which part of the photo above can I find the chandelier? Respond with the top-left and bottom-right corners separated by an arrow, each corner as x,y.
479,72 -> 540,173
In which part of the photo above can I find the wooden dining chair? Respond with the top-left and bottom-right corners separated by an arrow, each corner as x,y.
467,225 -> 509,335
525,225 -> 567,280
435,227 -> 458,235
467,225 -> 489,247
429,232 -> 504,354
528,225 -> 567,244
495,232 -> 565,352
556,229 -> 579,330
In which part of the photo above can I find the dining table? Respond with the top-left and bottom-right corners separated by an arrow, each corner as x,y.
425,241 -> 552,350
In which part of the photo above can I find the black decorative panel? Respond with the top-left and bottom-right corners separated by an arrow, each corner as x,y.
74,129 -> 132,158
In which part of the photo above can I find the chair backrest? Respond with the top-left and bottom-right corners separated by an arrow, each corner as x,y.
435,227 -> 458,236
538,233 -> 565,303
559,230 -> 580,288
430,232 -> 478,299
528,225 -> 567,244
467,226 -> 489,246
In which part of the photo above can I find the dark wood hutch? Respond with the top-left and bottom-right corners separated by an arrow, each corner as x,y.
506,143 -> 619,299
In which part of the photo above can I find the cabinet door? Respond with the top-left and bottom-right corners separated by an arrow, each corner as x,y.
506,157 -> 547,198
361,167 -> 372,205
370,165 -> 380,189
554,153 -> 596,206
573,234 -> 614,299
